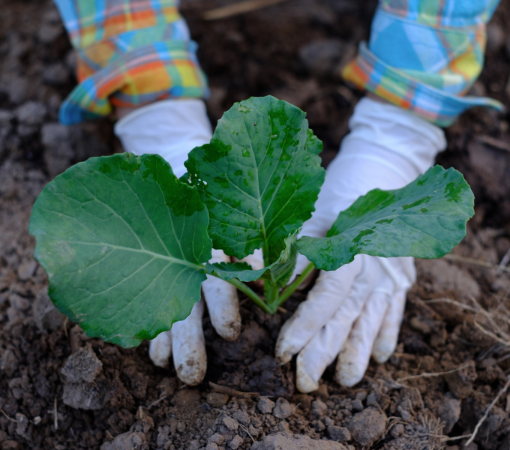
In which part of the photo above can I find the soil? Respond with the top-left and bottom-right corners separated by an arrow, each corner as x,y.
1,0 -> 510,449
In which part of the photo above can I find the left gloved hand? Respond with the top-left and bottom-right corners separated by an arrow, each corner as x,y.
275,97 -> 447,392
115,99 -> 242,385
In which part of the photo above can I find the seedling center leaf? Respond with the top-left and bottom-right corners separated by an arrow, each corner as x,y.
185,96 -> 325,264
206,231 -> 297,285
205,262 -> 267,282
29,153 -> 211,348
297,166 -> 474,271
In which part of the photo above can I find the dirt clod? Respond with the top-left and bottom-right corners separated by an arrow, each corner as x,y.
438,394 -> 461,433
258,396 -> 275,414
347,408 -> 386,447
229,434 -> 244,449
272,398 -> 294,419
61,347 -> 102,383
328,426 -> 351,443
207,392 -> 229,408
100,431 -> 148,450
311,399 -> 328,417
444,361 -> 477,399
222,415 -> 239,432
251,432 -> 347,450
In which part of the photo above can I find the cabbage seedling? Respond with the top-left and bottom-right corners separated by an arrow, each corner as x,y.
29,96 -> 474,348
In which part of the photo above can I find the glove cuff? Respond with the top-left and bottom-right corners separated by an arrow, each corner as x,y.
341,97 -> 446,178
114,98 -> 212,177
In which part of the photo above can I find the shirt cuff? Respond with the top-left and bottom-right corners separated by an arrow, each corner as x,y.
342,42 -> 503,127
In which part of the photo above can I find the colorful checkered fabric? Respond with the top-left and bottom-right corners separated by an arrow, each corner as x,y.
342,0 -> 504,127
54,0 -> 208,124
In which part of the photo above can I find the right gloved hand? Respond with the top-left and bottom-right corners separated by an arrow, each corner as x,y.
115,99 -> 242,385
276,97 -> 446,392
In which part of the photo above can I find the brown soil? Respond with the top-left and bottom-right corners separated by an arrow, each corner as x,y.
1,0 -> 510,449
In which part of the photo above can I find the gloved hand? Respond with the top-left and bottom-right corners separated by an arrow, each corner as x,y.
114,99 -> 241,385
275,97 -> 447,392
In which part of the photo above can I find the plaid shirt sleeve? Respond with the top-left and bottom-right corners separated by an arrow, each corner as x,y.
54,0 -> 208,125
342,0 -> 504,127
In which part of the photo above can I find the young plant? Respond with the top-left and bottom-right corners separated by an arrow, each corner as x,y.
29,96 -> 474,348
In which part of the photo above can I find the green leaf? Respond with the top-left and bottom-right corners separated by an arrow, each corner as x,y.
205,262 -> 267,282
297,166 -> 474,271
29,153 -> 211,348
185,96 -> 325,264
261,231 -> 298,288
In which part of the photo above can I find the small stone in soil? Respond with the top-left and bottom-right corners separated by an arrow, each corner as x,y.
207,392 -> 229,408
15,413 -> 28,437
347,407 -> 386,447
251,432 -> 347,450
16,101 -> 47,125
229,435 -> 244,449
273,398 -> 294,419
328,426 -> 351,443
222,415 -> 239,431
9,294 -> 30,311
390,423 -> 405,438
314,420 -> 326,431
323,416 -> 334,427
352,399 -> 363,412
17,260 -> 37,281
438,394 -> 461,433
208,433 -> 224,445
233,409 -> 250,425
100,431 -> 148,450
61,347 -> 102,383
258,396 -> 275,414
311,399 -> 328,416
444,361 -> 477,399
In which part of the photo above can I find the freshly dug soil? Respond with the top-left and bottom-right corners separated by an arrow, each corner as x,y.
2,0 -> 510,449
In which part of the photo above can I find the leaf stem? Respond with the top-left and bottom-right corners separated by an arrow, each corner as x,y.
272,262 -> 315,312
225,277 -> 272,314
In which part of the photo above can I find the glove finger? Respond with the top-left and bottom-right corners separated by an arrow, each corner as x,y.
276,256 -> 363,365
171,300 -> 207,386
203,276 -> 241,341
149,331 -> 172,368
204,249 -> 241,341
336,291 -> 390,387
372,289 -> 407,363
295,288 -> 369,393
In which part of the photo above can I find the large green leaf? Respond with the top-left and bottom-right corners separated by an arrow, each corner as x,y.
185,96 -> 325,264
297,166 -> 474,271
29,154 -> 211,348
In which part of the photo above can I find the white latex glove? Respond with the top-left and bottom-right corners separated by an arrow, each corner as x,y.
275,97 -> 447,392
115,99 -> 241,385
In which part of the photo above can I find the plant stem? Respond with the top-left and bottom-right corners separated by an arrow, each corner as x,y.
225,278 -> 271,314
271,262 -> 315,312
